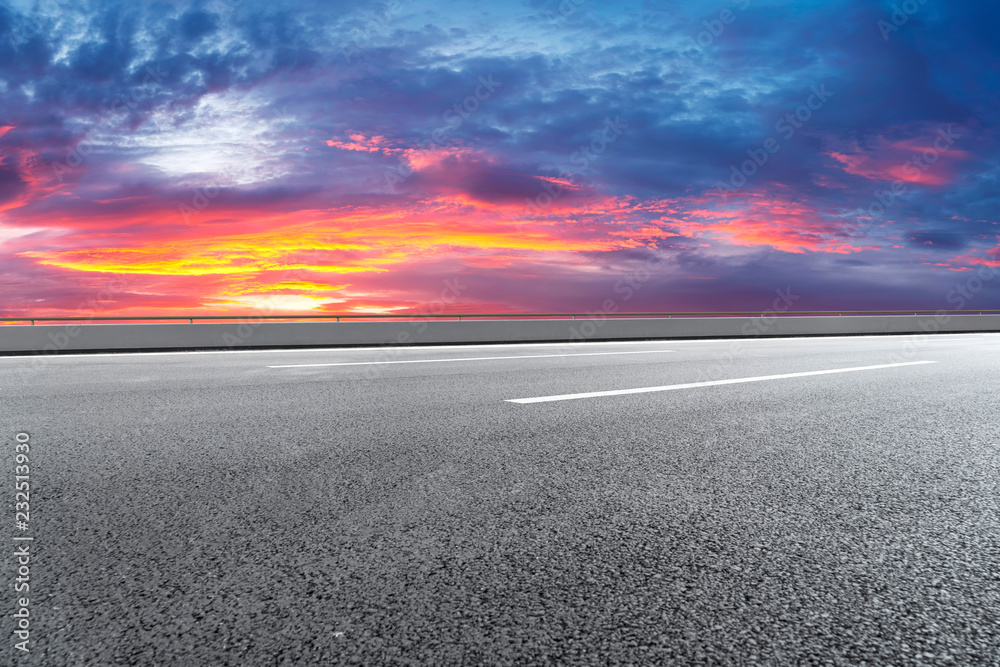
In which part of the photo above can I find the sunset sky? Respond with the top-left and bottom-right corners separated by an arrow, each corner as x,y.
1,0 -> 999,316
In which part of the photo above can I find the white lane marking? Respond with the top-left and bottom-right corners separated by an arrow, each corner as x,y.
268,349 -> 676,368
0,332 -> 989,361
506,360 -> 938,404
912,336 -> 990,341
0,340 -> 663,361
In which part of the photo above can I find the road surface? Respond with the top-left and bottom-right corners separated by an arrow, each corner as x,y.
2,333 -> 999,665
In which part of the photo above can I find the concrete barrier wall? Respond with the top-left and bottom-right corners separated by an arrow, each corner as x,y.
1,314 -> 998,355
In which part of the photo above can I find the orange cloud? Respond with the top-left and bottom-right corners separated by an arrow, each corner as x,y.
9,189 -> 680,315
23,234 -> 386,276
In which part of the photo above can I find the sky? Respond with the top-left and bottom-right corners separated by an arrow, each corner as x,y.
1,0 -> 999,317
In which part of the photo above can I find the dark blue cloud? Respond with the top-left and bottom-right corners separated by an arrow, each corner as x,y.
0,160 -> 26,204
906,231 -> 968,250
179,9 -> 220,41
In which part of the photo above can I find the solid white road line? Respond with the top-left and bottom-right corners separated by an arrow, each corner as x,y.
0,340 -> 662,360
0,332 -> 991,362
506,360 -> 938,404
1,331 -> 992,362
268,349 -> 676,368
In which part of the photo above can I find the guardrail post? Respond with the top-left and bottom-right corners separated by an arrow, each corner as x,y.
458,315 -> 462,321
189,318 -> 193,324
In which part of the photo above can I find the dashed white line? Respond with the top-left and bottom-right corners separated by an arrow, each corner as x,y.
506,360 -> 938,404
268,349 -> 676,368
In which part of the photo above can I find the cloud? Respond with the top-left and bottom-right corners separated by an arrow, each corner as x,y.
179,9 -> 220,42
663,190 -> 875,255
826,126 -> 971,186
1,0 -> 999,315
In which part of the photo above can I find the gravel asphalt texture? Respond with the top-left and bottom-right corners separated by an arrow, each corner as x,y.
2,333 -> 999,665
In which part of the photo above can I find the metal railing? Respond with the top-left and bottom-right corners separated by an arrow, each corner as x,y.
1,310 -> 999,325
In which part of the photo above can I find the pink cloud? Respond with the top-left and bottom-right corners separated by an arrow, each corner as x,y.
665,190 -> 873,255
825,126 -> 971,186
325,134 -> 389,153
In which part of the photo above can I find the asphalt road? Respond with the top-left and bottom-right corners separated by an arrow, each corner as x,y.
2,333 -> 1000,665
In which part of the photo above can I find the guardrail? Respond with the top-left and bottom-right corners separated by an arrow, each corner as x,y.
3,310 -> 1000,325
3,312 -> 999,354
